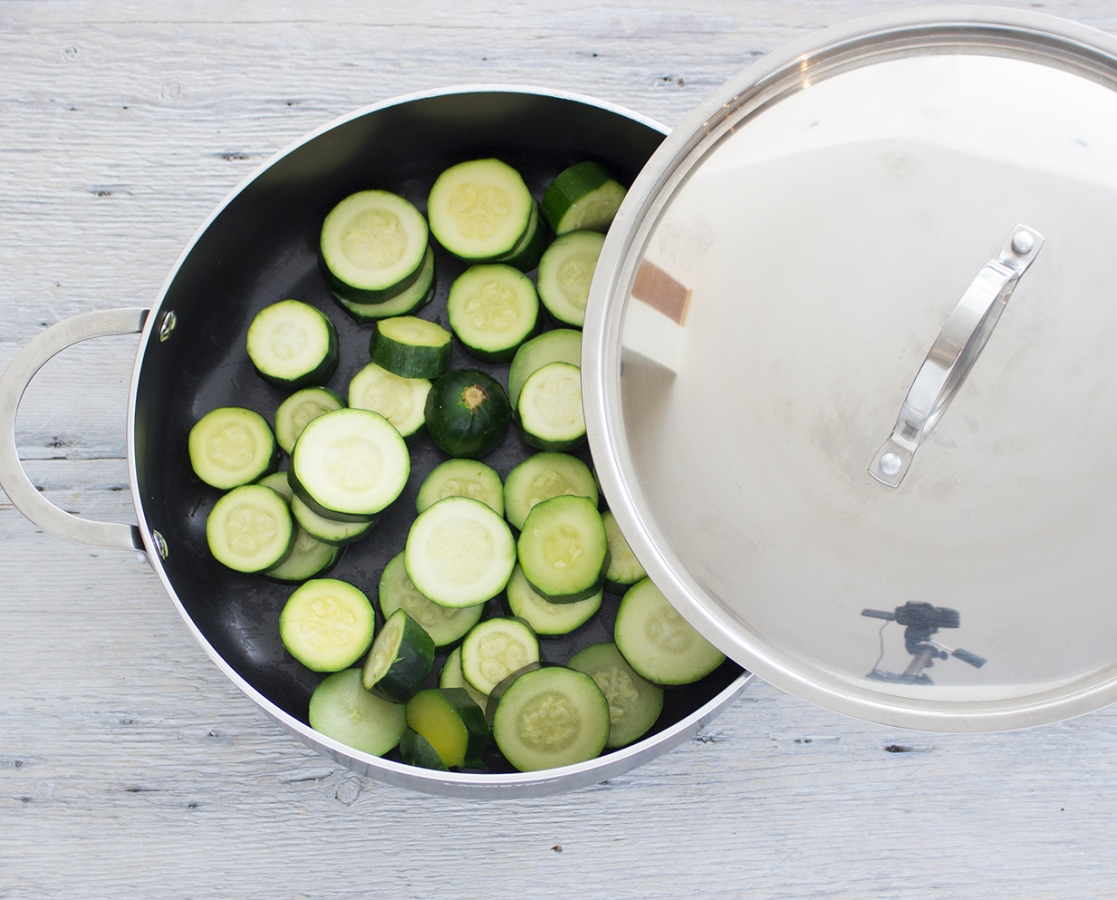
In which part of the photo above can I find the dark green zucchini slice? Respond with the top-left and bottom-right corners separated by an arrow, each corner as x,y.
370,316 -> 452,379
406,688 -> 491,768
541,161 -> 626,235
361,608 -> 435,703
424,368 -> 511,459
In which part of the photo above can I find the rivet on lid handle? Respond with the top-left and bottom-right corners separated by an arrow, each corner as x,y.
869,224 -> 1045,488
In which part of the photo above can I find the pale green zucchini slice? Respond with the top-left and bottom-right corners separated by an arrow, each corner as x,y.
569,642 -> 664,748
404,496 -> 516,609
505,564 -> 602,636
320,190 -> 429,302
517,361 -> 586,452
601,509 -> 647,592
347,361 -> 431,439
507,328 -> 582,412
206,483 -> 294,573
370,316 -> 452,379
614,578 -> 726,685
289,407 -> 410,520
447,264 -> 540,363
245,299 -> 339,389
274,387 -> 345,455
503,451 -> 598,531
428,158 -> 533,261
361,608 -> 435,702
278,577 -> 375,671
536,230 -> 605,328
491,666 -> 610,772
517,495 -> 607,603
541,161 -> 627,235
460,617 -> 540,696
378,551 -> 484,647
189,406 -> 277,490
265,525 -> 340,583
416,458 -> 504,517
291,493 -> 377,545
334,245 -> 436,323
309,669 -> 406,757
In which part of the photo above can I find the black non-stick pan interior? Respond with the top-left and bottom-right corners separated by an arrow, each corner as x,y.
130,90 -> 743,773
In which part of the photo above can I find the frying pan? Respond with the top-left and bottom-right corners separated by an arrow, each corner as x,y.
0,87 -> 749,798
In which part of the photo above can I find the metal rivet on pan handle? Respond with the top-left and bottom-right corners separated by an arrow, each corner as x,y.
869,224 -> 1044,488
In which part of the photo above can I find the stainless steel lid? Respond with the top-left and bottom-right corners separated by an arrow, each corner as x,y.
583,8 -> 1117,730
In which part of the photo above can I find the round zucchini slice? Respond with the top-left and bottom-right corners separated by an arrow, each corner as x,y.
378,551 -> 484,647
404,496 -> 516,609
370,316 -> 452,379
279,577 -> 375,672
569,641 -> 664,748
460,617 -> 541,696
246,299 -> 339,390
206,483 -> 294,573
334,245 -> 436,323
508,328 -> 582,412
416,458 -> 504,517
265,525 -> 341,583
189,406 -> 277,490
347,362 -> 431,439
491,199 -> 546,272
320,190 -> 429,301
517,361 -> 586,453
505,564 -> 602,636
425,369 -> 511,459
309,669 -> 406,758
503,451 -> 597,531
274,387 -> 345,455
517,495 -> 607,603
614,578 -> 726,685
290,493 -> 377,545
289,407 -> 410,520
447,264 -> 540,363
541,161 -> 627,235
536,230 -> 605,328
428,158 -> 533,261
491,666 -> 610,772
361,608 -> 436,702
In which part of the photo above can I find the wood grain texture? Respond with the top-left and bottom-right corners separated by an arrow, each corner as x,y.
4,2 -> 1117,898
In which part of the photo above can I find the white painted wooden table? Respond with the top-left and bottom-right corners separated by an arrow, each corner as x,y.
4,2 -> 1117,897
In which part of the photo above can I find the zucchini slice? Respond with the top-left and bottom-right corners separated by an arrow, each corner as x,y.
601,510 -> 647,592
334,245 -> 436,323
189,406 -> 278,490
505,564 -> 602,636
517,361 -> 586,452
399,727 -> 449,771
406,688 -> 491,768
347,362 -> 431,439
274,387 -> 345,455
536,230 -> 605,328
289,407 -> 410,520
491,199 -> 546,272
361,608 -> 436,702
404,496 -> 516,609
424,369 -> 511,459
439,645 -> 489,709
507,328 -> 582,413
569,641 -> 664,748
460,617 -> 541,696
378,551 -> 484,648
503,451 -> 598,531
370,316 -> 452,379
308,669 -> 406,757
320,190 -> 429,301
279,577 -> 375,671
541,161 -> 627,235
517,495 -> 607,603
447,264 -> 540,363
614,578 -> 726,685
416,458 -> 504,517
491,666 -> 610,772
258,470 -> 295,503
265,525 -> 341,583
291,493 -> 377,545
246,299 -> 339,390
206,483 -> 294,573
428,158 -> 533,261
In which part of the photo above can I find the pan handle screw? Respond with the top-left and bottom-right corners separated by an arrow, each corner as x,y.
158,310 -> 177,342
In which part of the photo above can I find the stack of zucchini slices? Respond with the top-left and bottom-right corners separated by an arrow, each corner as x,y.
187,159 -> 729,776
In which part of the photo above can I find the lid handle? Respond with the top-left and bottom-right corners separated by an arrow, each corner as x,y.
869,225 -> 1044,488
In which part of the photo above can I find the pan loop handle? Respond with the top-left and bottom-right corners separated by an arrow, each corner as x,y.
0,308 -> 149,551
